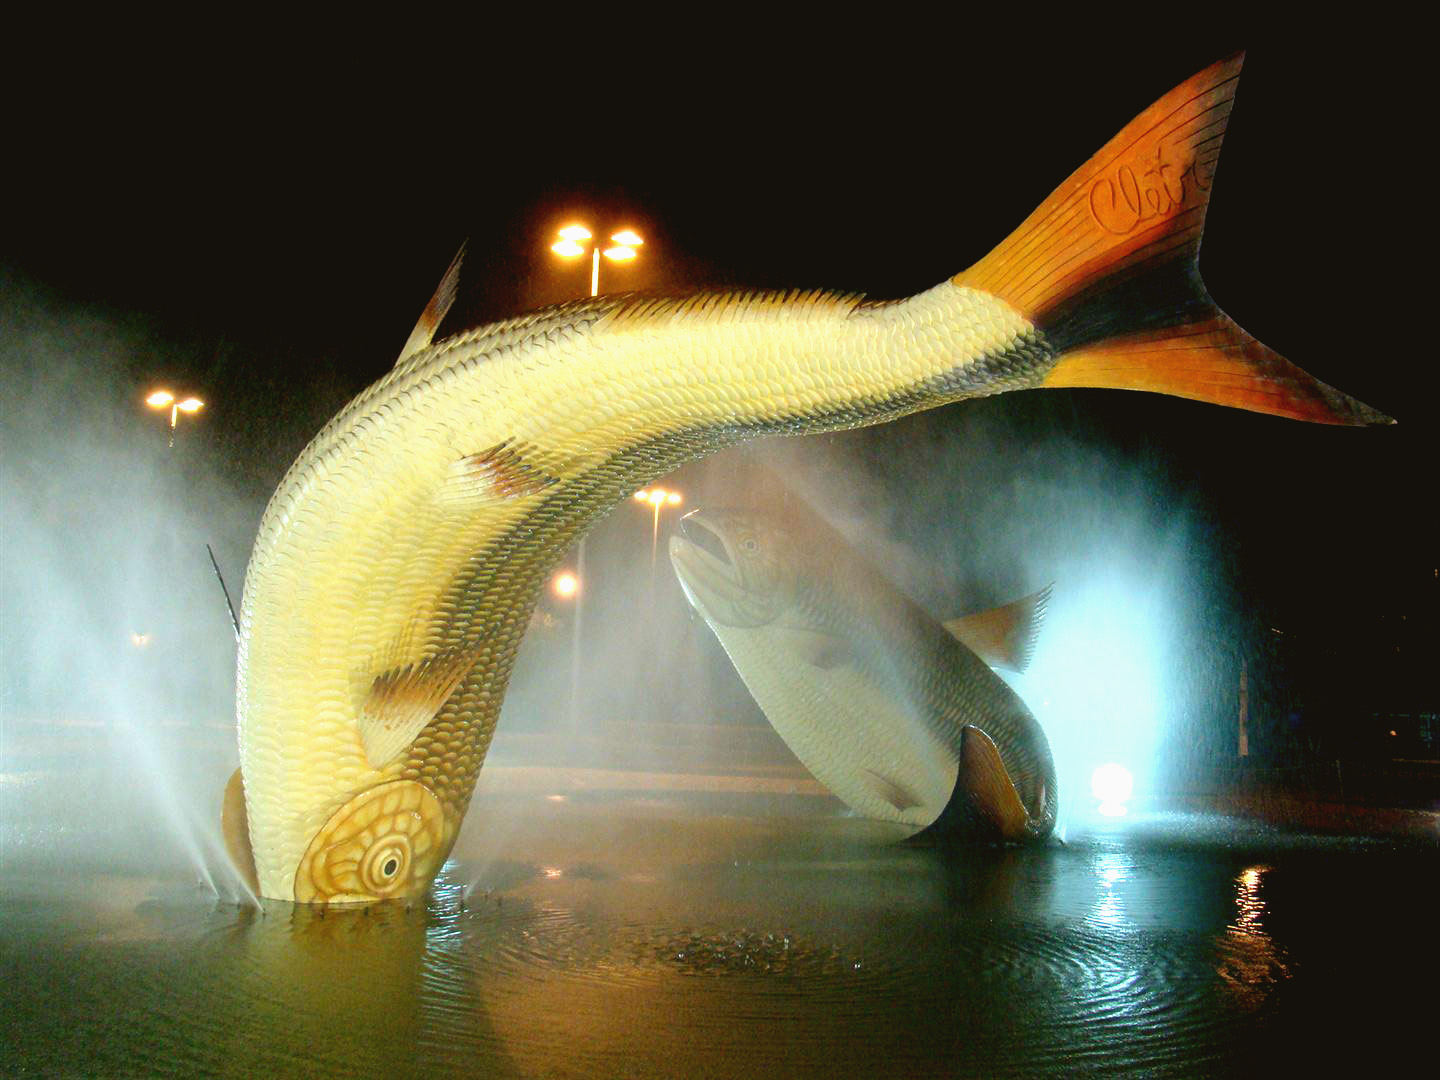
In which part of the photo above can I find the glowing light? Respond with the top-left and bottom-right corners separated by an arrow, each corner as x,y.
553,571 -> 579,598
550,223 -> 643,297
634,488 -> 684,566
1232,865 -> 1269,935
130,632 -> 151,647
1091,763 -> 1133,817
545,794 -> 567,802
1089,852 -> 1131,928
543,866 -> 564,879
1018,568 -> 1168,832
144,388 -> 204,446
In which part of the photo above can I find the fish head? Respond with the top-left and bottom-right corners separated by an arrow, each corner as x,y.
225,763 -> 453,904
291,779 -> 450,904
668,508 -> 799,628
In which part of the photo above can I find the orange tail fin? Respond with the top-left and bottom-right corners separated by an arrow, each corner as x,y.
955,53 -> 1391,426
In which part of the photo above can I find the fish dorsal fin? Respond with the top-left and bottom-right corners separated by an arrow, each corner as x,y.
397,242 -> 466,365
863,769 -> 925,813
943,584 -> 1052,673
358,645 -> 478,769
220,767 -> 260,895
958,726 -> 1031,840
772,626 -> 854,671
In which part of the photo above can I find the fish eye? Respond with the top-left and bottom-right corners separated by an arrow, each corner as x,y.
361,841 -> 411,893
739,537 -> 759,554
294,780 -> 445,903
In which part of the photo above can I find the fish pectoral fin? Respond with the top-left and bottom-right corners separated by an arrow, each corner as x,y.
396,242 -> 466,364
772,626 -> 853,671
863,769 -> 926,813
221,768 -> 260,895
440,439 -> 574,504
958,726 -> 1032,841
943,584 -> 1052,673
358,645 -> 479,769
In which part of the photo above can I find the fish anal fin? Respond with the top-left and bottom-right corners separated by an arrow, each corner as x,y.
397,242 -> 466,365
221,768 -> 260,895
863,769 -> 925,813
774,626 -> 853,671
441,440 -> 568,504
359,645 -> 478,769
944,584 -> 1052,673
958,726 -> 1031,841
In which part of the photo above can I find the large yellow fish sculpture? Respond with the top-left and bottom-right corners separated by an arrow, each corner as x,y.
224,55 -> 1389,903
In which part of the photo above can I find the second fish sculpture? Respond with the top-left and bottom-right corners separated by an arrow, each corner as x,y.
671,505 -> 1057,840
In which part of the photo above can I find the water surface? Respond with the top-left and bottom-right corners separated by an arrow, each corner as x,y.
3,775 -> 1434,1078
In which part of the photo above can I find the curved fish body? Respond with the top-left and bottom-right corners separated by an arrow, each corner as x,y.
669,507 -> 1058,839
228,55 -> 1389,902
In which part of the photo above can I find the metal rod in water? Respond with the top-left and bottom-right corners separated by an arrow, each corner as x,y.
207,543 -> 240,642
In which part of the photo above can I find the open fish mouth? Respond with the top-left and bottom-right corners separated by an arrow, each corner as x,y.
669,513 -> 748,622
679,511 -> 733,567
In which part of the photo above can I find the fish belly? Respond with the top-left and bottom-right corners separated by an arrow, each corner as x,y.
706,623 -> 960,828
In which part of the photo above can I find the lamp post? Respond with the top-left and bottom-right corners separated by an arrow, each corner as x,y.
634,487 -> 683,570
550,224 -> 644,297
145,390 -> 204,447
551,568 -> 584,731
547,223 -> 643,729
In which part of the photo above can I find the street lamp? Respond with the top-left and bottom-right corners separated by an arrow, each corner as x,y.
548,222 -> 643,727
547,223 -> 643,726
552,570 -> 580,599
145,390 -> 204,447
550,224 -> 644,297
550,567 -> 584,731
633,487 -> 683,569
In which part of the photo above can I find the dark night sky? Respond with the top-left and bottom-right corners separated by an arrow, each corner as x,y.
3,23 -> 1434,725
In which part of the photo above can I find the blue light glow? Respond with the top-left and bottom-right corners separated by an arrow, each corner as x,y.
1001,552 -> 1172,830
1091,763 -> 1134,816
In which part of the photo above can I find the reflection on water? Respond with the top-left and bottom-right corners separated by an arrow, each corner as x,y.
1218,864 -> 1290,1004
2,794 -> 1433,1077
1088,850 -> 1132,929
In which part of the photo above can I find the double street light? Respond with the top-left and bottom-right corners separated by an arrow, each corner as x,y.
550,225 -> 644,297
145,390 -> 204,447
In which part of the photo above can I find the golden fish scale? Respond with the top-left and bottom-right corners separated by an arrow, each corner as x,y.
238,284 -> 1039,897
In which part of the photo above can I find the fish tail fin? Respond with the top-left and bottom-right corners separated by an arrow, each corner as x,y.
954,53 -> 1391,426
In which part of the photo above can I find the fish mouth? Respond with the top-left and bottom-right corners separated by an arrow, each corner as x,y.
679,510 -> 732,566
668,511 -> 745,622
